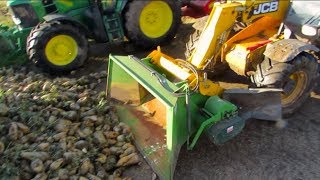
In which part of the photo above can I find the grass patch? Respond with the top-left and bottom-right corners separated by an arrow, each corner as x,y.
0,2 -> 14,27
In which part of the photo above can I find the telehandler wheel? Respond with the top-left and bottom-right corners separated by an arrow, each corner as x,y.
185,30 -> 229,76
124,0 -> 181,48
27,21 -> 88,73
252,53 -> 318,116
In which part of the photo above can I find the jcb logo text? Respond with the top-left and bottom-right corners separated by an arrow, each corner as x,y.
253,1 -> 278,15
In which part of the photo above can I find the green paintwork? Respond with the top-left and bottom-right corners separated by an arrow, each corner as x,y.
8,0 -> 46,19
54,1 -> 90,13
0,25 -> 28,66
188,96 -> 238,149
107,54 -> 241,180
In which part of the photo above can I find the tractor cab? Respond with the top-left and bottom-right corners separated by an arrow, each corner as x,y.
284,1 -> 320,45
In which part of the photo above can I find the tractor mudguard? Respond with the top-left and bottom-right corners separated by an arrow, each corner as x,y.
264,39 -> 319,63
43,14 -> 91,37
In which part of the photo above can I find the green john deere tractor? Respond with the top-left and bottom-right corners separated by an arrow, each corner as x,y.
0,0 -> 181,72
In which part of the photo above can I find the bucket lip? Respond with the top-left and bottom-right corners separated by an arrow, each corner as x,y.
114,104 -> 182,180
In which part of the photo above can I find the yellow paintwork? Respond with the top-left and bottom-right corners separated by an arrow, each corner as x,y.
148,49 -> 224,96
45,35 -> 78,66
189,0 -> 290,69
139,1 -> 173,38
199,78 -> 224,96
241,0 -> 291,22
224,16 -> 280,75
223,16 -> 280,59
148,50 -> 193,81
282,71 -> 307,105
188,3 -> 240,69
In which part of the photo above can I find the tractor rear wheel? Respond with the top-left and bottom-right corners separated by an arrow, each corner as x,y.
27,21 -> 88,73
252,53 -> 318,116
124,0 -> 181,48
185,29 -> 229,76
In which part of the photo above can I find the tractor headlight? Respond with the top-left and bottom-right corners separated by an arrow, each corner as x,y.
9,4 -> 39,28
11,16 -> 21,25
302,24 -> 319,37
283,28 -> 292,39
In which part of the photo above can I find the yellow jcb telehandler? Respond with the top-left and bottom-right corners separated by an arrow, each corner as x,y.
107,0 -> 319,179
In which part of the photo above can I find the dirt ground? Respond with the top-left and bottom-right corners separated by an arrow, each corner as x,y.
68,21 -> 320,180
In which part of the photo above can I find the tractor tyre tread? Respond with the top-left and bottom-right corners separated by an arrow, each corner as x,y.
185,29 -> 201,58
252,53 -> 318,116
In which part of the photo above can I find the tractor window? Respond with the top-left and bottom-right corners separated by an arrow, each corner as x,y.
286,1 -> 320,26
10,4 -> 39,28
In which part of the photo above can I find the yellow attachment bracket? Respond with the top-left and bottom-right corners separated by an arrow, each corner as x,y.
147,49 -> 224,96
147,50 -> 193,81
199,77 -> 224,96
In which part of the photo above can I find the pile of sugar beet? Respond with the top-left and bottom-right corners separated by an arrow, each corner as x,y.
0,66 -> 139,180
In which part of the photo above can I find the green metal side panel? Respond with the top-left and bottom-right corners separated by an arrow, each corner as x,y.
7,0 -> 91,24
54,0 -> 90,13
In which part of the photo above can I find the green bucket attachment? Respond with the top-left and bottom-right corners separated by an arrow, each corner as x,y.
106,54 -> 283,179
106,55 -> 245,179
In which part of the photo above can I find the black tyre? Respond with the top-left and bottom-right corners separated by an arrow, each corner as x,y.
185,29 -> 201,59
27,21 -> 88,72
252,53 -> 318,116
185,29 -> 228,76
124,0 -> 181,48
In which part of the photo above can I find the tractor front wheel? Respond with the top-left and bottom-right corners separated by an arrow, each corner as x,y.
124,0 -> 181,48
27,21 -> 88,73
252,53 -> 318,116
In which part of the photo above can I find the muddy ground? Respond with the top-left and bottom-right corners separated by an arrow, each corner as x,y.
79,20 -> 320,180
